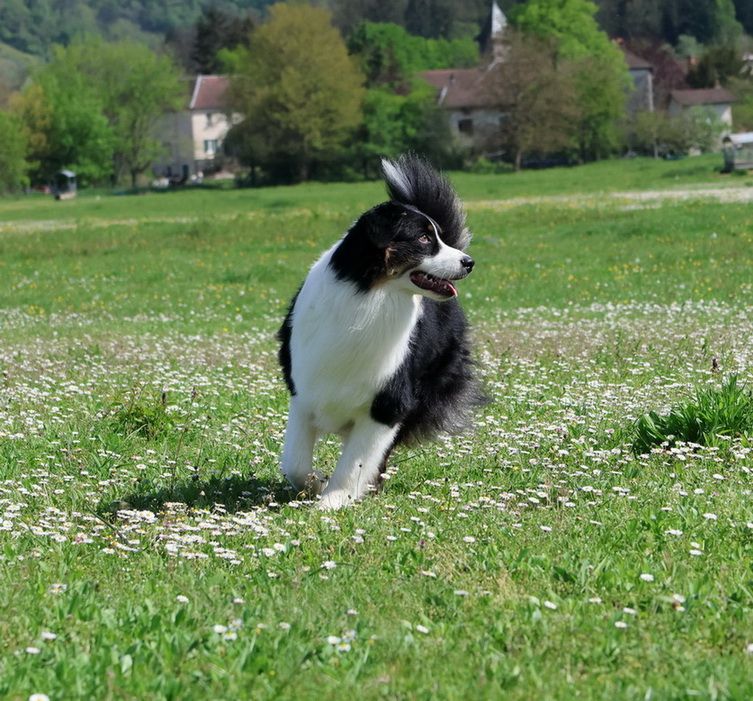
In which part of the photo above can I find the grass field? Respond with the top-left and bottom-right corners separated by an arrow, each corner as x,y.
2,156 -> 753,700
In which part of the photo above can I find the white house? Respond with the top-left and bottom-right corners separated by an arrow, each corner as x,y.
668,87 -> 736,129
154,75 -> 241,181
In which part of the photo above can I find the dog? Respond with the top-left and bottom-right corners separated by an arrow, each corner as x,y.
277,154 -> 485,509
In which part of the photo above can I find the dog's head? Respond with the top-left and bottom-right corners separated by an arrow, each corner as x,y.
330,155 -> 474,301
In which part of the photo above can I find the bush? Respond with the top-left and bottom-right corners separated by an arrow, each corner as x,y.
633,375 -> 753,453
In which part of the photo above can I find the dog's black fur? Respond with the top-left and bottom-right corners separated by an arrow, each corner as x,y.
278,154 -> 486,454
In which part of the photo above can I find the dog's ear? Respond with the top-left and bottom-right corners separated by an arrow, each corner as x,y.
360,203 -> 403,249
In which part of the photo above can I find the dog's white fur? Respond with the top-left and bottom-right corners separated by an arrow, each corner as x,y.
281,234 -> 469,509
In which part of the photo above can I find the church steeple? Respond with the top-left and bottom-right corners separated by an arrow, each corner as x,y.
478,1 -> 507,61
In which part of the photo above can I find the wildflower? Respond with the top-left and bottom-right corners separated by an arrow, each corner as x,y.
176,595 -> 189,604
213,624 -> 228,634
48,583 -> 67,595
454,589 -> 469,597
462,536 -> 476,544
544,600 -> 557,610
29,695 -> 50,701
639,573 -> 654,582
279,622 -> 291,631
614,621 -> 628,629
416,624 -> 430,634
40,631 -> 57,641
26,646 -> 41,654
321,560 -> 336,570
326,635 -> 341,645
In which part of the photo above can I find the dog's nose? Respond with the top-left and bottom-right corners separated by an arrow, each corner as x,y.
461,255 -> 474,272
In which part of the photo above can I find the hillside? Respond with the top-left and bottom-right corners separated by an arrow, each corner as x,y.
2,0 -> 752,64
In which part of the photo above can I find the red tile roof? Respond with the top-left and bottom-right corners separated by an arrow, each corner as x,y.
190,75 -> 229,111
421,68 -> 495,109
670,87 -> 736,106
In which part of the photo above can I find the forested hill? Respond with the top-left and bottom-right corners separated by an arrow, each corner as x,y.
3,0 -> 752,60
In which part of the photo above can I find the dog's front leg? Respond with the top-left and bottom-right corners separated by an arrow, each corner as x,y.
318,417 -> 398,510
280,398 -> 325,496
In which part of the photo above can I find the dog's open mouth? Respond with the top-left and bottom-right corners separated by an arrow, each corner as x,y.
410,270 -> 458,298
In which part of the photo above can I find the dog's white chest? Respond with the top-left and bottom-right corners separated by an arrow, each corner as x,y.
289,256 -> 421,432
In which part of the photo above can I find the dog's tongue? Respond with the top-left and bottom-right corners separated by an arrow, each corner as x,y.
410,271 -> 457,298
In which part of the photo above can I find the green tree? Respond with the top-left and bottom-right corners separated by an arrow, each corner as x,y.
226,4 -> 364,182
348,21 -> 478,90
486,32 -> 579,170
687,45 -> 744,88
191,5 -> 254,74
12,70 -> 113,185
0,109 -> 29,192
512,0 -> 629,161
50,39 -> 185,187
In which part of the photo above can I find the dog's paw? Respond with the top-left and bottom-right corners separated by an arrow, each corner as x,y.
303,470 -> 328,497
317,489 -> 354,511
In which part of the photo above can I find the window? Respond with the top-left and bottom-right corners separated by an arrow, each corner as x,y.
206,112 -> 214,126
204,139 -> 219,156
458,118 -> 474,135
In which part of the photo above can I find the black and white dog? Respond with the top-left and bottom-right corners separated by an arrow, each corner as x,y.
278,154 -> 485,509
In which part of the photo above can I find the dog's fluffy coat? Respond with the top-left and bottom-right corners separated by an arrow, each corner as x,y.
278,155 -> 485,509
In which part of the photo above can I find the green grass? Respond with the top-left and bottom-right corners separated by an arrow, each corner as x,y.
2,156 -> 753,700
633,375 -> 753,453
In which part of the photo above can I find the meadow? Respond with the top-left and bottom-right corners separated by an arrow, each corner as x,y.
1,155 -> 753,700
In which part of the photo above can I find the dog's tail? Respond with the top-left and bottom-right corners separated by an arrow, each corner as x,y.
381,154 -> 471,251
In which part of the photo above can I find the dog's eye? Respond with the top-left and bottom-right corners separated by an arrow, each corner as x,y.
418,234 -> 431,245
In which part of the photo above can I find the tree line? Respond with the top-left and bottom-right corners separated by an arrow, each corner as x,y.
3,0 -> 752,62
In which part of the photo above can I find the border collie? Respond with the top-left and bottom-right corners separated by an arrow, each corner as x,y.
278,154 -> 485,509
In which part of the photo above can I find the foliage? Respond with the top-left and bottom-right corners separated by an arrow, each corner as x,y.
348,21 -> 477,90
484,31 -> 579,170
226,4 -> 364,182
109,393 -> 176,439
13,39 -> 183,187
0,109 -> 29,192
191,5 -> 254,74
630,107 -> 726,156
728,76 -> 753,131
51,39 -> 185,187
687,45 -> 745,88
633,376 -> 753,453
596,0 -> 744,44
11,69 -> 114,185
511,0 -> 629,162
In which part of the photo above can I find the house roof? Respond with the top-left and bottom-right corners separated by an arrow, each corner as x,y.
670,87 -> 736,106
623,49 -> 652,71
422,68 -> 495,109
190,75 -> 229,111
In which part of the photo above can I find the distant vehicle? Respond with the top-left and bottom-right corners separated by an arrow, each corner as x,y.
722,133 -> 753,172
52,170 -> 77,200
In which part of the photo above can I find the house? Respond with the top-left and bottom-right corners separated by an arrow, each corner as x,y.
154,75 -> 241,181
421,68 -> 499,148
623,48 -> 654,115
667,87 -> 736,129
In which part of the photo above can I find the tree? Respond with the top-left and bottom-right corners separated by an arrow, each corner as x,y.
48,39 -> 185,187
687,45 -> 744,88
11,71 -> 113,185
226,4 -> 364,182
348,21 -> 478,91
485,32 -> 578,170
12,39 -> 183,187
0,110 -> 29,192
191,5 -> 254,74
511,0 -> 629,160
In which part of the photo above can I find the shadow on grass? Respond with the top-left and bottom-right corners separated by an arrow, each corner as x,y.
102,473 -> 299,516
